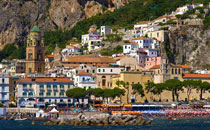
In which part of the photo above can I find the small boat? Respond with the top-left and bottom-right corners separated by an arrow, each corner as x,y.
15,118 -> 27,121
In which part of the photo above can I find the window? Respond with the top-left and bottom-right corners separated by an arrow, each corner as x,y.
40,85 -> 44,89
60,85 -> 64,89
29,84 -> 32,88
60,92 -> 64,96
76,70 -> 78,74
23,92 -> 27,96
157,33 -> 159,37
84,86 -> 86,90
53,85 -> 57,90
39,92 -> 44,96
125,45 -> 127,49
23,84 -> 27,89
196,89 -> 199,93
178,69 -> 181,74
110,69 -> 113,72
92,70 -> 95,73
98,69 -> 101,72
47,85 -> 51,90
172,69 -> 174,74
103,69 -> 105,72
87,69 -> 89,73
68,85 -> 71,89
28,92 -> 33,96
175,69 -> 177,74
46,92 -> 51,96
28,49 -> 33,60
2,78 -> 4,84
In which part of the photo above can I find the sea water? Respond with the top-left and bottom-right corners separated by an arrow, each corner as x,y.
0,118 -> 210,130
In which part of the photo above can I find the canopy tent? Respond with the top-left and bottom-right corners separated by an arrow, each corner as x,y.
38,109 -> 44,113
49,104 -> 57,107
50,108 -> 59,113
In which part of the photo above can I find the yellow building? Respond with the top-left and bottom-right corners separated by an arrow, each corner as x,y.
112,70 -> 153,103
25,26 -> 45,75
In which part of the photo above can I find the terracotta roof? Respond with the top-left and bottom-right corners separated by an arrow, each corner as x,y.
183,74 -> 210,79
113,74 -> 120,78
64,55 -> 116,63
124,41 -> 138,45
137,21 -> 148,24
114,56 -> 126,61
45,55 -> 54,58
18,78 -> 73,83
76,71 -> 92,76
176,65 -> 191,69
150,65 -> 160,69
133,37 -> 148,40
136,50 -> 147,54
70,42 -> 80,45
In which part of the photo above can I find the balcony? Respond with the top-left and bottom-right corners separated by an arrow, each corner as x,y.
40,88 -> 45,91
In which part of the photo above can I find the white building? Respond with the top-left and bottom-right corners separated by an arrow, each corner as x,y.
0,74 -> 9,107
145,49 -> 158,57
101,26 -> 112,36
133,21 -> 149,38
132,37 -> 153,49
74,71 -> 96,90
17,77 -> 89,108
123,42 -> 138,54
174,5 -> 193,15
61,45 -> 81,56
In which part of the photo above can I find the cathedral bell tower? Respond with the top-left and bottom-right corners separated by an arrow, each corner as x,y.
25,26 -> 45,75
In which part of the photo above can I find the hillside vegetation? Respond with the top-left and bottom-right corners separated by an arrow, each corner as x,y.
0,0 -> 209,59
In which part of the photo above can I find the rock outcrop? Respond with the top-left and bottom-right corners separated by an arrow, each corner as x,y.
169,25 -> 210,68
0,0 -> 134,47
44,113 -> 150,126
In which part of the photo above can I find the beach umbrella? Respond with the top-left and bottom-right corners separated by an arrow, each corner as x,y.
49,104 -> 57,107
50,108 -> 59,113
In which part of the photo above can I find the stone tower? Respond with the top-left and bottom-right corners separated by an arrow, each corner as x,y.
160,49 -> 170,82
25,26 -> 45,75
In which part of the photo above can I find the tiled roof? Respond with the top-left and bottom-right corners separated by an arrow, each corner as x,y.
133,37 -> 148,40
150,65 -> 160,69
114,56 -> 126,61
137,21 -> 148,24
64,55 -> 116,63
183,74 -> 210,79
124,41 -> 138,45
18,78 -> 73,83
176,65 -> 191,69
45,55 -> 54,58
136,50 -> 147,54
76,71 -> 92,76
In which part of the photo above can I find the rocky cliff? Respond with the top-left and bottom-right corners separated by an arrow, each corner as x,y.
169,25 -> 210,68
0,0 -> 134,47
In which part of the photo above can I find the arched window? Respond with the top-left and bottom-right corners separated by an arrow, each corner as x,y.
28,49 -> 33,60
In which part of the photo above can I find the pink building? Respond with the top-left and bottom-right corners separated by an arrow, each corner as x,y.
136,50 -> 147,67
144,56 -> 162,70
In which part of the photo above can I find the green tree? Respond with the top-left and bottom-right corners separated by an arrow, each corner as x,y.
165,79 -> 183,102
132,83 -> 145,102
154,83 -> 165,102
145,81 -> 156,101
197,81 -> 210,100
103,89 -> 114,103
66,87 -> 87,107
113,87 -> 125,103
182,80 -> 196,101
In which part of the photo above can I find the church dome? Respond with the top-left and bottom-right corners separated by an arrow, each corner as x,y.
31,26 -> 40,32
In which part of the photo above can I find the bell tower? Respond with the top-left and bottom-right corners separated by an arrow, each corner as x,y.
25,26 -> 45,75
